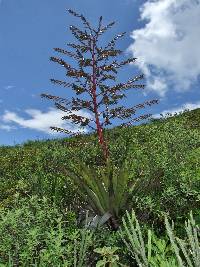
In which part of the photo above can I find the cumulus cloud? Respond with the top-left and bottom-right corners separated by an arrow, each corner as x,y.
152,101 -> 200,119
128,0 -> 200,97
0,107 -> 94,135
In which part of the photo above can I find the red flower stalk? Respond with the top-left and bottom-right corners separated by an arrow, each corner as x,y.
40,9 -> 159,163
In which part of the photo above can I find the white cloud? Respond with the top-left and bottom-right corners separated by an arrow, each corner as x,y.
0,124 -> 16,131
0,107 -> 94,135
128,0 -> 200,97
152,101 -> 200,119
4,85 -> 15,90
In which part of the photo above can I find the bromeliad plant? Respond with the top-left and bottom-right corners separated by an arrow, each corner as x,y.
60,154 -> 133,230
40,9 -> 159,230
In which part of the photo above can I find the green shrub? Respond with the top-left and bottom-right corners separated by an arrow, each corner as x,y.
119,210 -> 200,267
0,195 -> 77,266
165,211 -> 200,267
123,117 -> 200,231
0,144 -> 82,212
0,109 -> 200,233
94,246 -> 124,267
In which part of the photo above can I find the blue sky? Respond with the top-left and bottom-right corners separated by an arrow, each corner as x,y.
0,0 -> 200,146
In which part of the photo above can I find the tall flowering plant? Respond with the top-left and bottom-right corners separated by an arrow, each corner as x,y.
41,9 -> 159,230
41,9 -> 159,163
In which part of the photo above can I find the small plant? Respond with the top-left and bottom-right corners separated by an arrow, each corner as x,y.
120,209 -> 200,266
165,211 -> 200,267
119,210 -> 149,266
147,232 -> 178,267
74,211 -> 94,267
119,210 -> 178,266
94,246 -> 125,267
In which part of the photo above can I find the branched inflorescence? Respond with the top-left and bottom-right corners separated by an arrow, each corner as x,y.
41,9 -> 159,162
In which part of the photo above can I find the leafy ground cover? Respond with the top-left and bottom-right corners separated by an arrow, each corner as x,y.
0,108 -> 200,266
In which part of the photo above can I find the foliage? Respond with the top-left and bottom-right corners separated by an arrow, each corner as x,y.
74,211 -> 94,267
1,5 -> 200,266
0,143 -> 83,212
0,193 -> 199,266
0,108 -> 200,231
119,210 -> 179,266
94,246 -> 125,267
165,211 -> 200,267
119,210 -> 150,266
59,155 -> 142,230
147,233 -> 178,267
120,209 -> 200,267
122,113 -> 200,230
0,195 -> 78,266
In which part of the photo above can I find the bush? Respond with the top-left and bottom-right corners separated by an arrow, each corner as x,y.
120,210 -> 200,267
121,117 -> 200,232
0,195 -> 77,266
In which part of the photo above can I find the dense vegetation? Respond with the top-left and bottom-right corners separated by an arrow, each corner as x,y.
0,108 -> 200,266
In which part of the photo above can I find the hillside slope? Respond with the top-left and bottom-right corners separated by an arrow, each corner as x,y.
0,107 -> 199,225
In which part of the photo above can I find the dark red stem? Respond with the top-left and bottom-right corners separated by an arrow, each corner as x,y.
91,38 -> 109,162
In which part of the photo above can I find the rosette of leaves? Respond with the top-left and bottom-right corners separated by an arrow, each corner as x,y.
59,156 -> 139,231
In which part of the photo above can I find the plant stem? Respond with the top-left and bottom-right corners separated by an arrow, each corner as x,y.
91,37 -> 109,162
